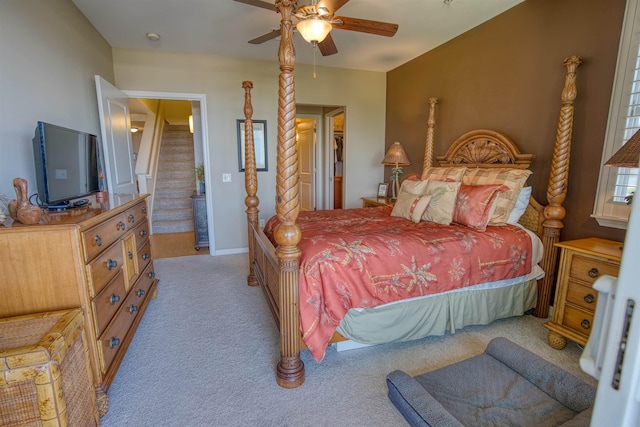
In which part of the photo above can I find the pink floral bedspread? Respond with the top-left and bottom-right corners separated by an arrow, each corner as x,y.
263,206 -> 532,362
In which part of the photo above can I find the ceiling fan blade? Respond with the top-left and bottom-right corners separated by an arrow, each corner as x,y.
333,16 -> 398,37
318,33 -> 338,56
233,0 -> 277,12
317,0 -> 350,14
248,29 -> 281,44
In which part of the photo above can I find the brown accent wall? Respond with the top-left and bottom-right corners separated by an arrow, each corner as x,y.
386,0 -> 627,242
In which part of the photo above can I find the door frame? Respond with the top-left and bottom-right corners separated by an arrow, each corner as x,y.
296,113 -> 322,209
324,107 -> 345,210
122,90 -> 214,254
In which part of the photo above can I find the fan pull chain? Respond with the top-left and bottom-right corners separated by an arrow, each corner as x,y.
312,41 -> 318,79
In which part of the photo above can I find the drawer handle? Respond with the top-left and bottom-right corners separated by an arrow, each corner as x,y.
148,271 -> 156,279
117,221 -> 126,231
142,207 -> 147,214
129,305 -> 138,314
128,214 -> 136,223
107,259 -> 118,270
128,251 -> 133,259
140,229 -> 148,237
94,234 -> 102,247
581,319 -> 591,330
109,337 -> 121,349
137,289 -> 146,297
143,253 -> 150,260
588,268 -> 599,278
110,293 -> 121,305
584,293 -> 595,304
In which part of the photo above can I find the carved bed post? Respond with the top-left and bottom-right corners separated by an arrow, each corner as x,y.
423,97 -> 438,170
535,55 -> 582,319
243,81 -> 259,287
274,0 -> 304,388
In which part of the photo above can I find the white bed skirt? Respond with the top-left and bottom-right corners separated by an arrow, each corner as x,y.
336,273 -> 539,349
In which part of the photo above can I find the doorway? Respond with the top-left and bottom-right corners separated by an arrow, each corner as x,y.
96,82 -> 212,255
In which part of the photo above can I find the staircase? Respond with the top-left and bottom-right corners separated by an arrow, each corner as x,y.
152,125 -> 196,234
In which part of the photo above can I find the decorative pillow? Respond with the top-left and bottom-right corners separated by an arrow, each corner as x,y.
421,180 -> 461,225
507,186 -> 532,224
391,191 -> 432,223
399,178 -> 429,196
420,166 -> 467,182
462,168 -> 532,225
453,184 -> 509,231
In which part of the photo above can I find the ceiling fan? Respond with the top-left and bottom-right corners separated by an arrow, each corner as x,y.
233,0 -> 399,56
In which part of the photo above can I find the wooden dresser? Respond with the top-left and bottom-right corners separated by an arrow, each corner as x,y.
0,194 -> 158,416
544,238 -> 622,350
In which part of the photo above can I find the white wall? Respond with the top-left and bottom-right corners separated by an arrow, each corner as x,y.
112,49 -> 387,252
0,0 -> 114,200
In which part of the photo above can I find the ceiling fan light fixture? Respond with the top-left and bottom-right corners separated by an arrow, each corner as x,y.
297,17 -> 332,43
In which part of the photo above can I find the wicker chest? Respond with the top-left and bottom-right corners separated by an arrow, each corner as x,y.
0,309 -> 99,426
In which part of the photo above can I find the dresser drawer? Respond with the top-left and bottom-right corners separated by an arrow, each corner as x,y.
133,261 -> 156,302
87,240 -> 124,296
132,219 -> 150,250
565,279 -> 598,312
92,270 -> 126,336
97,288 -> 139,373
82,213 -> 127,262
137,240 -> 152,273
124,201 -> 148,230
569,254 -> 620,284
562,305 -> 594,338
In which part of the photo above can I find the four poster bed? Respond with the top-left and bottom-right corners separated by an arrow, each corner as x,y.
242,1 -> 581,389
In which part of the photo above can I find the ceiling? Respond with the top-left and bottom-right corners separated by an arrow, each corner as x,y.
72,0 -> 523,73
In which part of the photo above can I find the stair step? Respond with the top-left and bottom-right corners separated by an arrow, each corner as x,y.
152,207 -> 193,221
158,152 -> 194,162
154,197 -> 192,210
155,178 -> 194,189
153,219 -> 194,234
157,170 -> 195,180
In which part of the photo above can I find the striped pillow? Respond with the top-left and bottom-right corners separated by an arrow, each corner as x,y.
461,168 -> 532,225
420,167 -> 467,182
391,191 -> 432,223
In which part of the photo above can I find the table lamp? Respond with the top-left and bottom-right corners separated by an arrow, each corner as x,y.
382,141 -> 411,201
605,128 -> 640,206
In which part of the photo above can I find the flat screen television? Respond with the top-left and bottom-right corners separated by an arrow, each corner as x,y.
32,121 -> 101,208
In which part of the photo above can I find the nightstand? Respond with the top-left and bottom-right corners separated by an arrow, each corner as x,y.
361,197 -> 394,208
543,237 -> 622,350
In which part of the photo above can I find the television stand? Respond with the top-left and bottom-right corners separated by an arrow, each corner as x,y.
46,202 -> 69,210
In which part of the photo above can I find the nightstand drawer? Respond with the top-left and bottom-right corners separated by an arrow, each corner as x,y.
562,305 -> 594,337
569,254 -> 619,284
565,279 -> 598,311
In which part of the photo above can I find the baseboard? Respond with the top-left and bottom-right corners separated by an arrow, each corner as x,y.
214,247 -> 249,256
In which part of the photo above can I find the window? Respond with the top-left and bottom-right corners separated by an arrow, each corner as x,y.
593,0 -> 640,229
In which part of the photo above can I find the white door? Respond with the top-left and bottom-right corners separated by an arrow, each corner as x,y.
297,119 -> 316,211
95,76 -> 137,195
588,197 -> 640,426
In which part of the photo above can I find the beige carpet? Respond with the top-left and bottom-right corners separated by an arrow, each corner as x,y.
100,254 -> 595,426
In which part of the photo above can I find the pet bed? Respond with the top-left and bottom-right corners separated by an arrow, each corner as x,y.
387,337 -> 595,426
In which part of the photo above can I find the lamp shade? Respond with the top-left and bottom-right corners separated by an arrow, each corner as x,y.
605,128 -> 640,168
382,142 -> 411,166
296,17 -> 332,43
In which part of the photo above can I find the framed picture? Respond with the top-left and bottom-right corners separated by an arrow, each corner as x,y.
377,182 -> 389,198
237,119 -> 268,172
